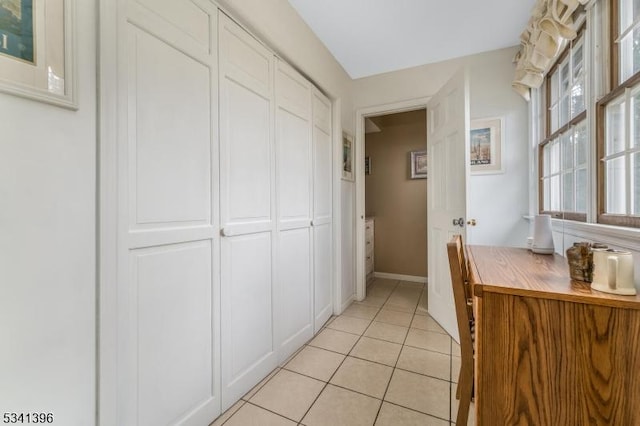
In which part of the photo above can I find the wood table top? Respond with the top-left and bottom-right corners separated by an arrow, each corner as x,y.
467,245 -> 640,310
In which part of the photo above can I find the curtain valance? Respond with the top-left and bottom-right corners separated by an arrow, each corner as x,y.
513,0 -> 589,100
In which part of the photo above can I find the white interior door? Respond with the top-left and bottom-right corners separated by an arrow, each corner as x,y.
114,1 -> 221,424
427,69 -> 470,342
275,59 -> 314,362
312,90 -> 333,332
219,13 -> 277,409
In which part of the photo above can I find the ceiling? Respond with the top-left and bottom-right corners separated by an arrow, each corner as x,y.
287,0 -> 537,79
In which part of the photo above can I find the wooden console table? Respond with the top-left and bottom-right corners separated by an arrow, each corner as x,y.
467,245 -> 640,426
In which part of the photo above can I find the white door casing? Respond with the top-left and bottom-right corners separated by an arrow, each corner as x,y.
312,90 -> 333,332
107,0 -> 221,425
274,59 -> 314,363
219,12 -> 278,409
427,69 -> 470,342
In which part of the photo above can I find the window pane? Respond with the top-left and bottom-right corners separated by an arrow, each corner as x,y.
571,78 -> 585,117
576,168 -> 587,213
633,88 -> 640,148
544,178 -> 550,211
606,157 -> 627,214
561,132 -> 573,170
550,175 -> 561,211
619,28 -> 640,83
620,0 -> 635,31
543,143 -> 550,176
550,139 -> 560,174
559,63 -> 570,126
575,121 -> 588,166
563,172 -> 575,212
633,152 -> 640,215
571,44 -> 585,116
606,99 -> 626,155
550,105 -> 559,133
572,44 -> 584,80
550,69 -> 559,104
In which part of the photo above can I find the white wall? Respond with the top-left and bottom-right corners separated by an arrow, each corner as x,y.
215,0 -> 353,128
353,47 -> 530,248
0,1 -> 96,425
341,182 -> 355,310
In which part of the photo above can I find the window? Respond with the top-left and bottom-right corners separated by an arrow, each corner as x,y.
539,33 -> 587,221
614,0 -> 640,84
598,0 -> 640,227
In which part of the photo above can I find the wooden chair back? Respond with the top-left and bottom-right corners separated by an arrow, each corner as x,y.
447,234 -> 475,425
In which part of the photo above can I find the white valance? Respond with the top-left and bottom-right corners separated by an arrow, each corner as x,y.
513,0 -> 589,100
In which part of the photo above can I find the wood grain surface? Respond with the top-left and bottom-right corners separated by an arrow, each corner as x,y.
470,245 -> 640,425
468,245 -> 640,309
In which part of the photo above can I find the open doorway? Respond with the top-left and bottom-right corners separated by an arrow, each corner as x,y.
364,110 -> 428,291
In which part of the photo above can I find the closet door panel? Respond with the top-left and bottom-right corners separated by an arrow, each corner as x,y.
130,28 -> 211,228
222,80 -> 271,226
313,223 -> 332,329
275,61 -> 313,361
222,234 -> 273,381
133,242 -> 213,426
114,2 -> 221,425
312,91 -> 333,331
277,228 -> 312,359
219,13 -> 276,409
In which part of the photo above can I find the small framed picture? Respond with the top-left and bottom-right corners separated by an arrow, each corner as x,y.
0,0 -> 77,109
364,156 -> 371,175
342,132 -> 354,181
470,117 -> 504,174
410,150 -> 428,179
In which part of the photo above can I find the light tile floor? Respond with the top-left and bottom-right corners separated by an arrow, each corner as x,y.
211,278 -> 475,426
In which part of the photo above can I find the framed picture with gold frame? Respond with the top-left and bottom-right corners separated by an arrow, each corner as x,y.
0,0 -> 77,109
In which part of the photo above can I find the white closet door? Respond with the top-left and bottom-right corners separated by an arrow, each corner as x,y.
218,13 -> 277,409
312,90 -> 333,332
114,1 -> 220,425
275,60 -> 314,362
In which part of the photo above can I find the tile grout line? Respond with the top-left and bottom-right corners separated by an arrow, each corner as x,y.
295,294 -> 384,423
372,281 -> 419,425
297,279 -> 399,425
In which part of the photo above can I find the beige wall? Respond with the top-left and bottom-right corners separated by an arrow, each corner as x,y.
355,47 -> 530,249
365,110 -> 427,277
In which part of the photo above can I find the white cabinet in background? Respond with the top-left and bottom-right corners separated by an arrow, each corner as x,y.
365,218 -> 375,282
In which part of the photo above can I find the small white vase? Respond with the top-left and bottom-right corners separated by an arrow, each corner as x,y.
532,214 -> 554,254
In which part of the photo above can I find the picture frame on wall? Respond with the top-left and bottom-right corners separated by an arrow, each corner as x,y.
410,150 -> 427,179
0,0 -> 77,109
470,117 -> 504,174
342,132 -> 354,181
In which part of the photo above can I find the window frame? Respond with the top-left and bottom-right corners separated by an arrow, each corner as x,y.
539,27 -> 588,222
597,0 -> 640,228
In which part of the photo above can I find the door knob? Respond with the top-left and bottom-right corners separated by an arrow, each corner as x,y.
452,218 -> 465,227
467,219 -> 477,226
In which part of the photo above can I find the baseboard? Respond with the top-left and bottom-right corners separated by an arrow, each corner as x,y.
373,272 -> 428,283
340,294 -> 356,313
